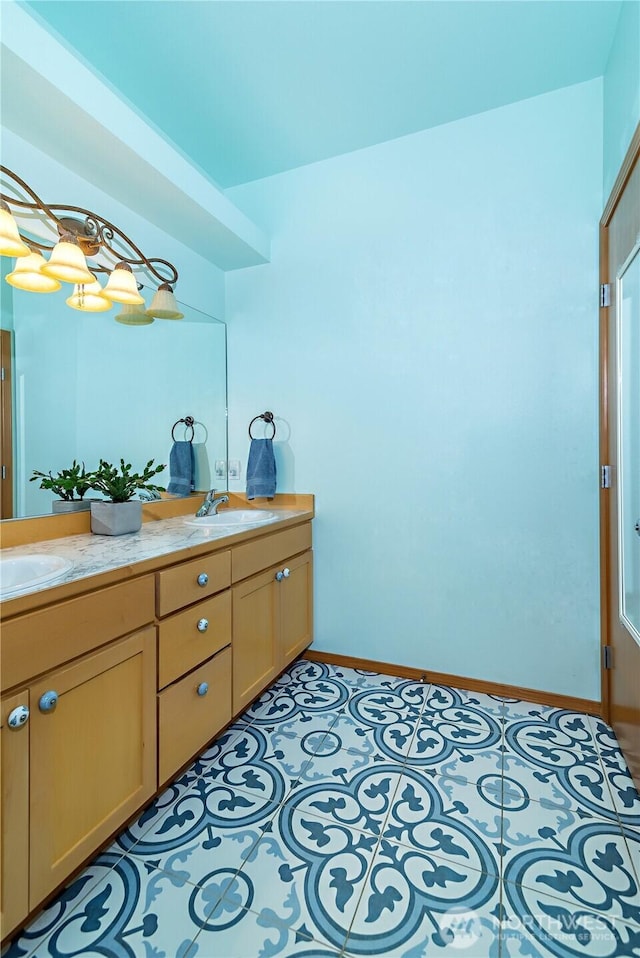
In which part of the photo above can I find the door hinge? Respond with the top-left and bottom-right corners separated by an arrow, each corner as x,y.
603,646 -> 613,670
0,366 -> 5,381
600,283 -> 612,308
1,466 -> 5,480
601,465 -> 612,489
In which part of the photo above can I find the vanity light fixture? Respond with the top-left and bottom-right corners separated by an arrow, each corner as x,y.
66,279 -> 112,313
115,304 -> 155,326
0,167 -> 180,321
41,234 -> 95,285
147,282 -> 184,320
5,250 -> 62,293
103,262 -> 145,305
0,198 -> 30,257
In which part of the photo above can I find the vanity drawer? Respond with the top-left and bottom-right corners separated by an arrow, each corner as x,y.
232,523 -> 312,583
1,576 -> 155,691
158,646 -> 231,785
158,590 -> 231,690
156,550 -> 231,616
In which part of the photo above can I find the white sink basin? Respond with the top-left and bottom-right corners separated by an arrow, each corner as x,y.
0,554 -> 73,598
185,509 -> 277,529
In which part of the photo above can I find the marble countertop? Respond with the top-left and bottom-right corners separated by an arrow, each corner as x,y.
0,508 -> 310,604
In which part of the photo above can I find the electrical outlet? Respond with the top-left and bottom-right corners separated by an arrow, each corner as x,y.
228,459 -> 241,479
214,459 -> 226,478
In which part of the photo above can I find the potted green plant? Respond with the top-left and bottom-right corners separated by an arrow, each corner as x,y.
89,458 -> 166,535
30,460 -> 95,514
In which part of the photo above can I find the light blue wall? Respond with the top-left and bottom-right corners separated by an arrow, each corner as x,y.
603,0 -> 640,198
226,79 -> 603,700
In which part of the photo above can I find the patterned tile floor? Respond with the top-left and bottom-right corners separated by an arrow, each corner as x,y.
4,659 -> 640,957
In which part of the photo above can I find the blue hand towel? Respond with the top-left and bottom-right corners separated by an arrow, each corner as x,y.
246,438 -> 276,500
167,441 -> 195,496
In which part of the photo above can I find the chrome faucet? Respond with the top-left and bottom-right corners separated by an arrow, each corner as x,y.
195,489 -> 229,517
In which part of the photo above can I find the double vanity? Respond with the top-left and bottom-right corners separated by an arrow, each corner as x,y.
0,494 -> 314,942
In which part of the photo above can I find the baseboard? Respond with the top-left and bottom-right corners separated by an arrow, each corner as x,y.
303,649 -> 602,717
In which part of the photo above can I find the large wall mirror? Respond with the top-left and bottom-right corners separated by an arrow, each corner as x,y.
0,271 -> 227,519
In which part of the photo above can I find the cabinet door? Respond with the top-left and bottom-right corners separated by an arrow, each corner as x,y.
279,550 -> 313,668
232,567 -> 279,714
29,628 -> 156,910
1,689 -> 30,939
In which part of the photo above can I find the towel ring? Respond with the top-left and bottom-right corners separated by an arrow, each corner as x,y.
248,410 -> 276,440
172,415 -> 195,442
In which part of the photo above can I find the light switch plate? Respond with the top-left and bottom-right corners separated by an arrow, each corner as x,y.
214,460 -> 226,478
228,459 -> 241,479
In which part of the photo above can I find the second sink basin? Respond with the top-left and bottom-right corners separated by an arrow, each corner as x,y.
185,509 -> 277,529
0,554 -> 73,599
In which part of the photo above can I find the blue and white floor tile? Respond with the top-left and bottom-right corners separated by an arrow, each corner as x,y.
382,769 -> 503,876
5,660 -> 640,958
192,893 -> 344,957
501,882 -> 640,956
343,835 -> 502,956
220,806 -> 379,952
591,724 -> 640,828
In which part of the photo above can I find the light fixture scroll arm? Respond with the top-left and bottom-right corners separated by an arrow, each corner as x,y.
0,165 -> 179,287
85,215 -> 178,287
0,165 -> 72,238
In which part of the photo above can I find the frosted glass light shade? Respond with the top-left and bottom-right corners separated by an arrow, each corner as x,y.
41,237 -> 94,284
0,204 -> 30,257
115,304 -> 154,326
66,279 -> 112,312
5,251 -> 61,292
102,262 -> 144,305
146,283 -> 183,319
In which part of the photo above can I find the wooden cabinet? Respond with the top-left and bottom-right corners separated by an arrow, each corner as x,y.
29,628 -> 156,908
1,576 -> 155,692
1,689 -> 30,940
280,550 -> 314,664
156,552 -> 233,785
156,550 -> 231,616
0,508 -> 313,942
0,628 -> 156,935
233,547 -> 313,713
158,647 -> 231,785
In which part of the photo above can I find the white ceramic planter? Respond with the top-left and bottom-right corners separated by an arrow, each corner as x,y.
90,500 -> 142,536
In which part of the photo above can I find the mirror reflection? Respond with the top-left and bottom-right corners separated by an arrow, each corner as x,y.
0,271 -> 227,519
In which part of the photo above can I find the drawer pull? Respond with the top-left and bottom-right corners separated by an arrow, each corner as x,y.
197,618 -> 209,633
275,570 -> 284,582
282,567 -> 291,579
197,573 -> 209,587
197,682 -> 209,697
7,705 -> 29,729
39,690 -> 59,713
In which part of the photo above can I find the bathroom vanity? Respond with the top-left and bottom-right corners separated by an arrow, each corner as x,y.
0,495 -> 313,941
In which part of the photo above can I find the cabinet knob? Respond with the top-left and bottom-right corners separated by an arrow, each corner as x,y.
197,573 -> 209,587
197,618 -> 209,632
7,705 -> 29,729
39,690 -> 59,713
282,567 -> 291,579
197,682 -> 209,696
275,570 -> 284,582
